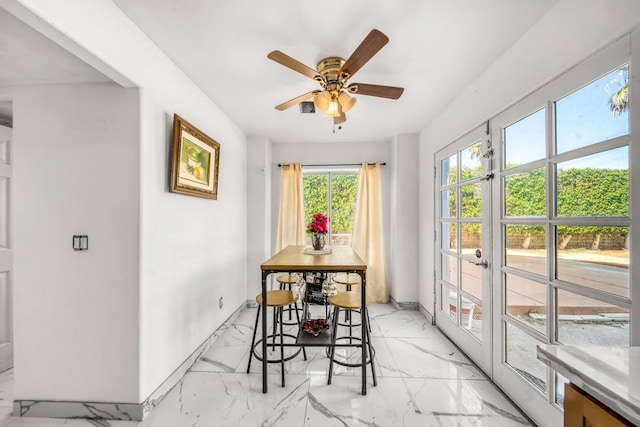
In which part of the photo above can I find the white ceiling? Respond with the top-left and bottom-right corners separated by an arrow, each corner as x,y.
112,0 -> 559,144
0,1 -> 561,143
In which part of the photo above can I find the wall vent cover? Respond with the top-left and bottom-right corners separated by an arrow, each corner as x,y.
299,102 -> 315,114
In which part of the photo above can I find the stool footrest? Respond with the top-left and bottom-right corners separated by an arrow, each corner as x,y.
252,334 -> 302,363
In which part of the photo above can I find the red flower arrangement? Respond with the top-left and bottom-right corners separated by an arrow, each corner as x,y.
307,213 -> 328,234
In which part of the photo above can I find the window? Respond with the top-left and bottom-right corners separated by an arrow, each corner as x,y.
303,170 -> 358,246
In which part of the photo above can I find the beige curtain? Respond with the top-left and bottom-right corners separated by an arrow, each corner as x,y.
351,163 -> 389,303
276,163 -> 306,252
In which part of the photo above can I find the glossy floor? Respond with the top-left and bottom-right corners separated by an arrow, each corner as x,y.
0,304 -> 533,426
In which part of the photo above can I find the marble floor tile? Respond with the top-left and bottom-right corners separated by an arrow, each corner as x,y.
0,304 -> 533,427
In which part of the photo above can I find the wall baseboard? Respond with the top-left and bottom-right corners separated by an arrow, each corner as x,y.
13,303 -> 247,421
389,297 -> 418,311
418,303 -> 434,324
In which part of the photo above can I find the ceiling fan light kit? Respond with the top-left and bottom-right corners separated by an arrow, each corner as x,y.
268,29 -> 404,125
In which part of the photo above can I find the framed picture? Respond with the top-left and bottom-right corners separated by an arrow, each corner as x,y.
170,114 -> 220,200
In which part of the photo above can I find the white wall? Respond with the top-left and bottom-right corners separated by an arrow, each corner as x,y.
246,136 -> 272,300
390,134 -> 419,304
267,141 -> 395,297
13,83 -> 140,402
417,0 -> 640,316
5,0 -> 248,403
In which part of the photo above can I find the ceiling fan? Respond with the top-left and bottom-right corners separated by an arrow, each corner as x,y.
268,29 -> 404,125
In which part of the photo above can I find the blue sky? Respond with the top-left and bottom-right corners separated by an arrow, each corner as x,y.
504,65 -> 629,170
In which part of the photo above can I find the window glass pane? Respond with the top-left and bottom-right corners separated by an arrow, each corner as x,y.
556,146 -> 629,217
556,289 -> 629,346
330,174 -> 357,245
505,274 -> 547,335
441,222 -> 457,252
505,168 -> 546,217
556,65 -> 629,154
303,173 -> 328,227
464,298 -> 481,340
556,372 -> 569,408
443,289 -> 457,320
505,322 -> 547,394
441,254 -> 457,286
505,225 -> 546,276
441,154 -> 457,186
556,226 -> 629,297
461,140 -> 482,181
504,109 -> 546,169
461,183 -> 481,218
441,189 -> 456,218
461,223 -> 481,255
461,261 -> 481,300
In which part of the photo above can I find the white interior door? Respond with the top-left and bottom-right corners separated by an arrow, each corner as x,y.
435,125 -> 493,373
0,125 -> 12,371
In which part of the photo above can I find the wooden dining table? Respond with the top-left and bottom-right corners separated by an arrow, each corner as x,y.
260,244 -> 368,394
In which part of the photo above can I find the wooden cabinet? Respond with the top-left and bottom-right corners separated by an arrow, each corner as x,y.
564,383 -> 632,427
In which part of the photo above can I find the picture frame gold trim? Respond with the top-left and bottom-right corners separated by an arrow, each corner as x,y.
170,114 -> 220,200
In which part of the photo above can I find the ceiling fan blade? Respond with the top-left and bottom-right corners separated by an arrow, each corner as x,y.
333,102 -> 346,124
347,83 -> 404,99
340,29 -> 389,78
268,50 -> 321,81
275,91 -> 318,111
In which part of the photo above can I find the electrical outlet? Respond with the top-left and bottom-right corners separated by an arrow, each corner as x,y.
219,297 -> 224,309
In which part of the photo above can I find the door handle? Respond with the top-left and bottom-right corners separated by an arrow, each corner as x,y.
467,258 -> 488,268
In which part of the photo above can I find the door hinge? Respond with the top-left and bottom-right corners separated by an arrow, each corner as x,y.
434,166 -> 437,179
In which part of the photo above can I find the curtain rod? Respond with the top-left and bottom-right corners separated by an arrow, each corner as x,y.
277,162 -> 386,167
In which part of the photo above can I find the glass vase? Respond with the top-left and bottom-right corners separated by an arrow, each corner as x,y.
311,233 -> 326,250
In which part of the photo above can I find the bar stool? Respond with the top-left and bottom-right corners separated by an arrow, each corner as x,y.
246,290 -> 306,386
331,273 -> 371,334
275,273 -> 302,325
327,292 -> 377,386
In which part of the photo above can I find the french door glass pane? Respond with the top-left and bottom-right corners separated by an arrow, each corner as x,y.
556,372 -> 569,407
556,146 -> 629,217
461,141 -> 483,181
461,223 -> 481,254
555,65 -> 629,154
505,274 -> 547,335
556,289 -> 629,346
556,226 -> 629,297
504,108 -> 545,169
505,225 -> 546,276
441,189 -> 457,217
504,168 -> 546,217
461,295 -> 480,339
441,222 -> 457,252
505,322 -> 547,394
461,183 -> 482,218
441,154 -> 457,185
444,289 -> 457,320
303,174 -> 328,226
441,254 -> 457,286
461,262 -> 482,300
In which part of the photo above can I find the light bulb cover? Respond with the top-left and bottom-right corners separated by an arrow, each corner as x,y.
325,97 -> 340,117
338,91 -> 357,112
313,91 -> 331,111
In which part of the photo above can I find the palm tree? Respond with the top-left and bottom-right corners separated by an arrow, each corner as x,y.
609,81 -> 628,117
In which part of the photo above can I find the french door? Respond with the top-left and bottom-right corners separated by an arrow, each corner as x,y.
435,34 -> 634,427
435,125 -> 493,372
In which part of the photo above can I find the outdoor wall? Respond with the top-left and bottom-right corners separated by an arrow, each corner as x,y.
4,0 -> 248,406
13,83 -> 140,402
417,0 -> 640,317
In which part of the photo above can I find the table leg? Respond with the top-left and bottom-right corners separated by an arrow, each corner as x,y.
360,271 -> 367,395
262,271 -> 268,393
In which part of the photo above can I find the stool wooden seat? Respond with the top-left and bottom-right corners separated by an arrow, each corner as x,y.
275,273 -> 299,285
275,274 -> 303,325
247,290 -> 306,386
327,292 -> 376,386
256,289 -> 295,307
332,273 -> 360,286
